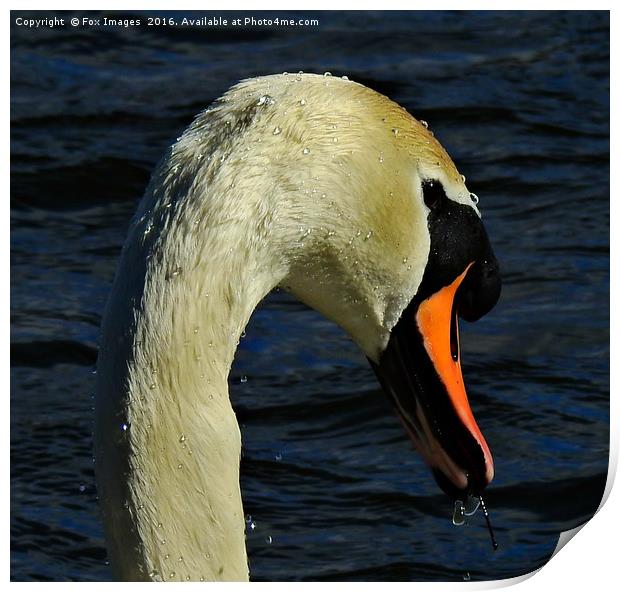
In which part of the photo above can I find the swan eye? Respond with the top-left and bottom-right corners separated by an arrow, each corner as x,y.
422,180 -> 446,210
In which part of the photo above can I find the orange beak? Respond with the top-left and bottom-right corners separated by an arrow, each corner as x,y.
370,263 -> 496,499
415,266 -> 494,488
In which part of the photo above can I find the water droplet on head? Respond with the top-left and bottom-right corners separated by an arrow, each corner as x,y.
379,152 -> 384,164
302,147 -> 310,155
273,126 -> 282,135
257,94 -> 274,106
470,192 -> 479,205
341,75 -> 349,80
179,435 -> 186,443
299,98 -> 306,106
461,174 -> 467,183
365,230 -> 373,240
420,120 -> 429,128
323,71 -> 332,77
392,127 -> 399,136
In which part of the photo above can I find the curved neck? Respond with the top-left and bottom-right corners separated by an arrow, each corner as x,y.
95,163 -> 285,580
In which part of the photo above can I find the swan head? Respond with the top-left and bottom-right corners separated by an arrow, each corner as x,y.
247,74 -> 503,501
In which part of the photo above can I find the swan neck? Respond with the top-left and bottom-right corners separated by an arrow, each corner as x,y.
95,177 -> 284,581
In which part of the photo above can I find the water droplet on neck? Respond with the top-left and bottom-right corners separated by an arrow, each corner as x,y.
273,126 -> 282,135
168,266 -> 182,279
299,98 -> 306,106
302,147 -> 310,155
420,120 -> 429,129
323,71 -> 332,77
470,192 -> 479,205
265,535 -> 273,544
392,127 -> 399,136
341,75 -> 349,80
240,375 -> 248,383
379,152 -> 384,164
365,230 -> 373,240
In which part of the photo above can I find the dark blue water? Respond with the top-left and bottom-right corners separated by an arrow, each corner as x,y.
10,10 -> 609,581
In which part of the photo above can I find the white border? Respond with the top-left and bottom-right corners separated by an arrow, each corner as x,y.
6,3 -> 614,590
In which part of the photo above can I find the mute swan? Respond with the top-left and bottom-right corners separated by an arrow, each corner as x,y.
95,73 -> 501,581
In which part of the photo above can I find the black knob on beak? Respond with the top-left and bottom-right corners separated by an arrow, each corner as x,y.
457,252 -> 501,323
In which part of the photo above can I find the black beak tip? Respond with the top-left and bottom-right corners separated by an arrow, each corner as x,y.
432,468 -> 488,502
432,469 -> 468,501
